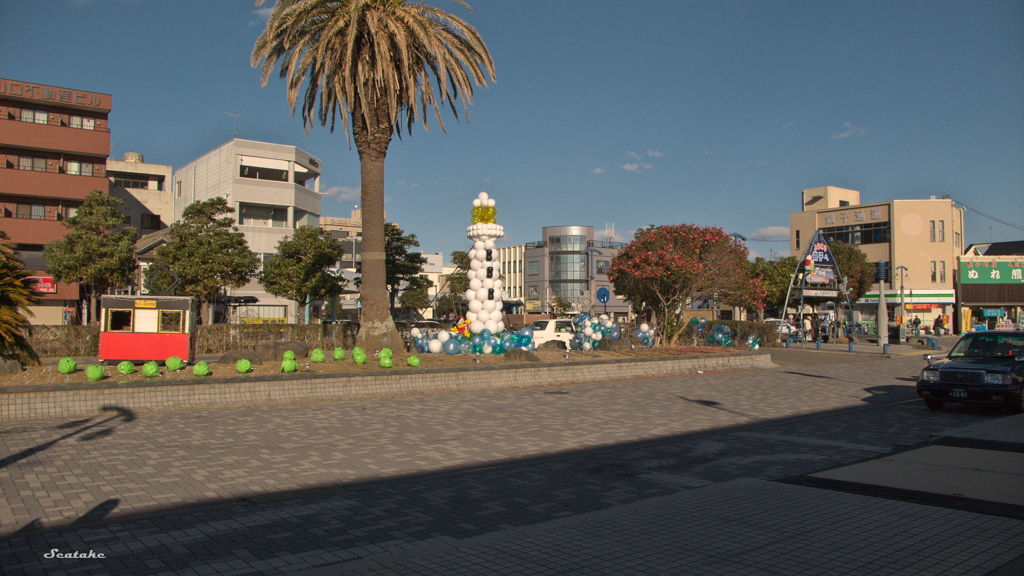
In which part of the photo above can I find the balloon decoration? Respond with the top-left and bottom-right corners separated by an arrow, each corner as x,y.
705,323 -> 735,347
569,314 -> 623,352
464,192 -> 506,335
634,322 -> 655,348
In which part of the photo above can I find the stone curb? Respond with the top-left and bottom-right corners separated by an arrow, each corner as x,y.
0,352 -> 774,422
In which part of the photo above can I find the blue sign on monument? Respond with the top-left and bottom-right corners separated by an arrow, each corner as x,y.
596,287 -> 610,304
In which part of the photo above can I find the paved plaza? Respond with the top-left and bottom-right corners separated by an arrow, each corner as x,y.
2,347 -> 1022,575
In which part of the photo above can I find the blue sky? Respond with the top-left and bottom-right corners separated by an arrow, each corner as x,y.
2,0 -> 1022,261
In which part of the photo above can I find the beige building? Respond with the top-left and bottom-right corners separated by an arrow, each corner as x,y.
790,186 -> 965,332
108,152 -> 173,235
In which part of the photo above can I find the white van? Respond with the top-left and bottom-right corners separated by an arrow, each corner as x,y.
529,319 -> 578,346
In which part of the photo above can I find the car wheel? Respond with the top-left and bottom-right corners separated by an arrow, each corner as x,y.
924,399 -> 945,410
1009,393 -> 1024,415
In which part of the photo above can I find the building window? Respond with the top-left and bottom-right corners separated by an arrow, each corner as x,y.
954,231 -> 961,248
527,260 -> 540,276
238,156 -> 290,182
18,156 -> 46,172
140,214 -> 161,229
106,309 -> 133,332
69,115 -> 96,130
929,220 -> 936,242
112,177 -> 150,189
939,261 -> 946,283
795,230 -> 800,250
20,108 -> 48,124
528,285 -> 539,299
939,220 -> 945,242
16,204 -> 45,220
930,261 -> 937,283
66,160 -> 94,176
175,181 -> 182,198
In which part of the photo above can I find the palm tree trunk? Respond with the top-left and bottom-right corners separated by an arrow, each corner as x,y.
356,149 -> 402,351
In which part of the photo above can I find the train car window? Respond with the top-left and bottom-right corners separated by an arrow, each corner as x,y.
160,311 -> 184,333
107,309 -> 133,332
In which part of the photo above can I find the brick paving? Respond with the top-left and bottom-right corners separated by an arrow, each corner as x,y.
1,351 -> 1018,575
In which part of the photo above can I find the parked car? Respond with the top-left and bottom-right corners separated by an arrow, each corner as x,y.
764,319 -> 797,340
529,319 -> 577,347
917,330 -> 1024,413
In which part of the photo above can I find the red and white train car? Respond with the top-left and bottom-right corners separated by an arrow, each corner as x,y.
98,295 -> 198,363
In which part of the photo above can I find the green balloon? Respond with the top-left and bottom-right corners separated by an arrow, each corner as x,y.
86,365 -> 105,381
407,355 -> 420,367
142,361 -> 160,378
379,356 -> 393,368
689,317 -> 700,325
117,361 -> 135,375
58,357 -> 77,374
193,361 -> 211,377
333,347 -> 346,361
236,358 -> 252,373
281,359 -> 298,373
283,350 -> 296,361
166,356 -> 184,371
311,348 -> 325,363
379,347 -> 393,359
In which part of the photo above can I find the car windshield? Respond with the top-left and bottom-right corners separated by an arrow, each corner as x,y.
949,333 -> 1024,359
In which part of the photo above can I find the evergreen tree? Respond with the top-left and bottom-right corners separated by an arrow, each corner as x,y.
259,226 -> 346,323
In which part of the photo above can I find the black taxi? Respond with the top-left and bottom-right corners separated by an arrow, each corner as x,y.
917,331 -> 1024,413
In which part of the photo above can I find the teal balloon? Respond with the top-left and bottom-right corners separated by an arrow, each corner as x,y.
443,339 -> 460,355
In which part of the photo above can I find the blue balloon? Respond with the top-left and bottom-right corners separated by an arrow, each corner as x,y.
487,336 -> 500,348
518,326 -> 534,337
471,334 -> 484,346
569,338 -> 581,350
443,339 -> 460,355
479,328 -> 492,339
460,341 -> 473,354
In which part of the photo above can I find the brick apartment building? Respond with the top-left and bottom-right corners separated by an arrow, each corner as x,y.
0,78 -> 112,324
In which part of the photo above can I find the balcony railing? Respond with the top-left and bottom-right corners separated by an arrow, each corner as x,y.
0,163 -> 106,178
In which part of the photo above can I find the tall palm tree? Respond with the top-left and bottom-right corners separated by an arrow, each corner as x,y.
252,0 -> 496,350
0,236 -> 40,363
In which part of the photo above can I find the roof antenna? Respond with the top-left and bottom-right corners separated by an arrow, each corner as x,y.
225,112 -> 244,138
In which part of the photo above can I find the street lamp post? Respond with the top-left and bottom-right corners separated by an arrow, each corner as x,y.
582,247 -> 604,314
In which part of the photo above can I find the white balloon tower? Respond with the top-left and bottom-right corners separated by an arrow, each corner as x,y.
464,192 -> 505,335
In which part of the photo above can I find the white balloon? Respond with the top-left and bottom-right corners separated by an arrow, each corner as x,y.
477,310 -> 491,322
482,278 -> 495,289
466,311 -> 477,321
584,327 -> 593,337
483,344 -> 493,355
469,259 -> 482,271
479,192 -> 489,201
496,321 -> 505,333
487,198 -> 495,207
583,342 -> 592,351
428,340 -> 442,353
410,328 -> 421,338
468,299 -> 482,313
493,279 -> 503,291
474,240 -> 485,250
476,288 -> 489,301
593,332 -> 603,341
470,278 -> 482,291
485,320 -> 499,334
473,198 -> 481,207
437,331 -> 450,343
640,323 -> 650,332
484,239 -> 495,250
470,320 -> 485,333
482,300 -> 497,312
465,289 -> 476,301
599,314 -> 609,322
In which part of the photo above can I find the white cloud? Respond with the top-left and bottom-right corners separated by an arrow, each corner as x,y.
831,122 -> 866,139
248,6 -> 273,26
782,122 -> 795,131
594,227 -> 625,242
627,151 -> 641,160
646,150 -> 663,157
592,167 -> 606,174
640,163 -> 653,170
322,185 -> 359,202
622,163 -> 641,172
750,226 -> 790,241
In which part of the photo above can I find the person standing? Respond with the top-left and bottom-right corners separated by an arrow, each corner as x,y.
933,315 -> 945,336
912,315 -> 922,336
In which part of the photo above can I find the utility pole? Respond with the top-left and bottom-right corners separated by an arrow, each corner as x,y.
876,261 -> 888,347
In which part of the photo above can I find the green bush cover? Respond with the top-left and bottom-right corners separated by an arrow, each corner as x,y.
85,365 -> 104,381
166,356 -> 184,371
353,350 -> 367,365
193,361 -> 211,377
333,347 -> 345,361
283,350 -> 296,361
407,356 -> 420,367
236,358 -> 252,373
58,357 -> 77,374
142,361 -> 160,378
311,348 -> 325,363
281,359 -> 298,373
379,348 -> 393,360
117,361 -> 136,375
379,356 -> 393,368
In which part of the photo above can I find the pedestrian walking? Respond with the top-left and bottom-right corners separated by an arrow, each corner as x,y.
912,315 -> 922,337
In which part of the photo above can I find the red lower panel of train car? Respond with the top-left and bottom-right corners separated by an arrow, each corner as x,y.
98,332 -> 193,363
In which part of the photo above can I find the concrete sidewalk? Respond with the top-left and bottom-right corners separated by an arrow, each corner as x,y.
295,414 -> 1024,576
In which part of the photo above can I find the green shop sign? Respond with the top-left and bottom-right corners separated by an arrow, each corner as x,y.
960,261 -> 1024,284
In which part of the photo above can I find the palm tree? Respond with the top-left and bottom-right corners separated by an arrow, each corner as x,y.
252,0 -> 496,350
0,236 -> 40,363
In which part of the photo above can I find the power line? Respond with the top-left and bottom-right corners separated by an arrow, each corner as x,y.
942,195 -> 1024,232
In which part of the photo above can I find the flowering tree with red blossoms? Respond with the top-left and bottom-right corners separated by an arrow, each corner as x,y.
609,224 -> 766,346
